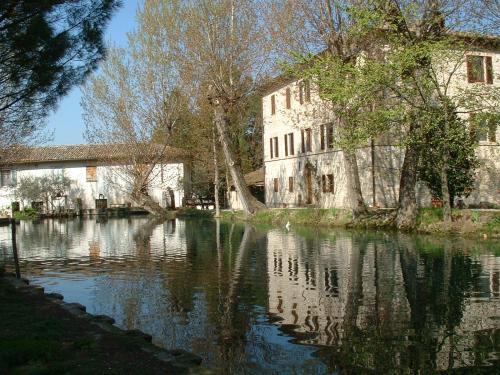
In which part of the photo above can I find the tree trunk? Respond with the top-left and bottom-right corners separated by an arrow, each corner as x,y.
343,149 -> 367,218
212,126 -> 221,217
211,98 -> 263,216
396,144 -> 419,230
131,188 -> 169,216
441,112 -> 452,224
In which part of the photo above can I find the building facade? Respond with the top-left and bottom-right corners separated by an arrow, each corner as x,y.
0,144 -> 191,214
262,45 -> 500,209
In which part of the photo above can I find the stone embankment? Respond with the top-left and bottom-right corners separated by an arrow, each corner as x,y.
0,272 -> 212,374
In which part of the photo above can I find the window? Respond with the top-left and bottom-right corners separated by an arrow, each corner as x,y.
86,166 -> 97,182
322,174 -> 334,193
274,137 -> 279,157
320,125 -> 325,150
467,55 -> 493,84
327,123 -> 334,148
273,178 -> 279,192
271,95 -> 276,115
299,80 -> 311,104
0,170 -> 15,187
305,128 -> 312,152
285,87 -> 291,109
471,113 -> 498,142
289,177 -> 294,192
284,133 -> 294,156
270,138 -> 274,158
301,129 -> 305,153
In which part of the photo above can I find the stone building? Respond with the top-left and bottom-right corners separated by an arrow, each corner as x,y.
261,39 -> 500,209
0,144 -> 191,213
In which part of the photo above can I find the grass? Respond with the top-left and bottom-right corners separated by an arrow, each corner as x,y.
176,207 -> 214,219
0,273 -> 184,374
221,207 -> 500,239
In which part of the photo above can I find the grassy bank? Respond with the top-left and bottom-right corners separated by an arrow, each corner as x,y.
0,271 -> 206,374
220,207 -> 500,238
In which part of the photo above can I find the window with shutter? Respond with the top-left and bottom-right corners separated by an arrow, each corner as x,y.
466,55 -> 492,83
285,88 -> 291,109
271,95 -> 276,115
299,81 -> 304,105
86,166 -> 97,182
273,178 -> 279,192
327,123 -> 334,148
274,137 -> 279,157
322,175 -> 327,193
301,129 -> 305,153
327,174 -> 334,193
320,124 -> 325,150
284,134 -> 288,156
288,133 -> 295,155
0,170 -> 12,187
304,80 -> 311,102
305,128 -> 312,152
289,177 -> 294,192
270,138 -> 274,158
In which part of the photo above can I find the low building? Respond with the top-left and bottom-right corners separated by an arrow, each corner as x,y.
262,41 -> 500,209
0,144 -> 191,214
229,168 -> 265,210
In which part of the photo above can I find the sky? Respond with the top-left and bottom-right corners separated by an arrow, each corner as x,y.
47,0 -> 139,145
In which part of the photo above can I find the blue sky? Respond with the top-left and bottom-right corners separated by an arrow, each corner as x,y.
47,0 -> 139,145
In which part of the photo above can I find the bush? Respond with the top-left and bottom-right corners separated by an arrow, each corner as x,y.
13,207 -> 39,220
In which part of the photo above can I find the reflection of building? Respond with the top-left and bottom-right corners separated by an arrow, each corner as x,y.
0,144 -> 191,212
266,229 -> 500,371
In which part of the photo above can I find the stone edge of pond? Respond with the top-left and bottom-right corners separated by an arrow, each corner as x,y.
1,272 -> 214,374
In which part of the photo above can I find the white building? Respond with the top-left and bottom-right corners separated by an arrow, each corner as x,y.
262,39 -> 500,209
0,144 -> 191,214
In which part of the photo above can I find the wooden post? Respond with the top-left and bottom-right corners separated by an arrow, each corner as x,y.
11,218 -> 21,279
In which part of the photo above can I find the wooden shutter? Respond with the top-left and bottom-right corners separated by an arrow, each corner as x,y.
327,123 -> 334,148
289,177 -> 294,192
289,133 -> 295,155
486,56 -> 493,84
271,95 -> 276,115
286,88 -> 291,109
466,56 -> 474,83
299,81 -> 304,104
322,175 -> 327,193
274,137 -> 279,157
301,129 -> 305,153
306,128 -> 312,152
305,80 -> 311,102
270,138 -> 273,158
273,178 -> 278,192
86,166 -> 97,182
328,174 -> 334,193
284,134 -> 288,156
320,125 -> 325,150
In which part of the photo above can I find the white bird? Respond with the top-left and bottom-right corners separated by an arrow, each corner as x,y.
285,221 -> 291,231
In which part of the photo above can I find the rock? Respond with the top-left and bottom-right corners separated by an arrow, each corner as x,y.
45,292 -> 64,300
92,314 -> 115,324
63,302 -> 87,312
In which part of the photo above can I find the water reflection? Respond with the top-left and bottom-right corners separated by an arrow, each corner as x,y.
0,218 -> 498,374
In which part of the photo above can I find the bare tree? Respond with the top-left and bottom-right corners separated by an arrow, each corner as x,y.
139,0 -> 270,215
82,36 -> 185,215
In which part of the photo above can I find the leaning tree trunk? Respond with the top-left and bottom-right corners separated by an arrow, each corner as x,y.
440,112 -> 452,224
211,97 -> 264,216
396,144 -> 419,230
212,126 -> 221,217
131,184 -> 168,217
343,149 -> 367,218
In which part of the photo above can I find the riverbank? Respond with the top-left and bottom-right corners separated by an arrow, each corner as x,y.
0,271 -> 208,375
219,207 -> 500,239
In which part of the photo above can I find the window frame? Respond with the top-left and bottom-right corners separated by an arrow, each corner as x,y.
86,165 -> 97,182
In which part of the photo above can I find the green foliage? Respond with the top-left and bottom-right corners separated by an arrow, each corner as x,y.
0,0 -> 120,146
13,207 -> 39,220
176,208 -> 214,218
418,107 -> 479,205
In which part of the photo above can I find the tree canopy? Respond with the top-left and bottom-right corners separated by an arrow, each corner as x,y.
0,0 -> 120,147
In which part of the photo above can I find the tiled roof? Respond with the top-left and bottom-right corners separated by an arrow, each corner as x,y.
230,167 -> 264,187
0,144 -> 190,165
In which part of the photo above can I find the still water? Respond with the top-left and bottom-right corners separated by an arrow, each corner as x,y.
0,217 -> 499,374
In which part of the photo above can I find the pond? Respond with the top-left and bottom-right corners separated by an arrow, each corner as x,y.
0,217 -> 499,374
